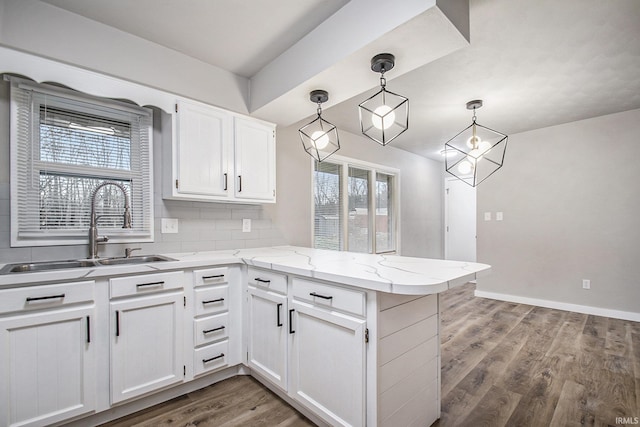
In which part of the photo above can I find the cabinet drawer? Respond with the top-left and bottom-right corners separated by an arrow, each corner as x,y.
247,267 -> 287,294
110,271 -> 184,298
292,278 -> 366,317
194,313 -> 229,346
194,285 -> 229,316
194,340 -> 229,376
194,267 -> 228,287
0,281 -> 94,314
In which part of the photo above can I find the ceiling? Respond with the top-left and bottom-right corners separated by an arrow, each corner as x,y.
41,0 -> 640,161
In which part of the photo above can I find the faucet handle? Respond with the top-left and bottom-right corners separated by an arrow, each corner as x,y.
125,247 -> 142,258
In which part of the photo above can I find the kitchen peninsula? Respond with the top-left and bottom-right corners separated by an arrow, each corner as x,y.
0,246 -> 490,427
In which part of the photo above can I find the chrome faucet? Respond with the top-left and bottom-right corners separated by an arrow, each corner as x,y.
88,182 -> 132,259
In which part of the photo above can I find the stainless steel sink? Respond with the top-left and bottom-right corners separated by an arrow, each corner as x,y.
0,259 -> 99,274
96,255 -> 176,266
0,255 -> 176,274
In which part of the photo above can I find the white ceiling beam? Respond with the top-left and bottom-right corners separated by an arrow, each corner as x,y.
250,0 -> 470,126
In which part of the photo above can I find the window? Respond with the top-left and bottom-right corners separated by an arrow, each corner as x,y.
313,156 -> 398,254
9,78 -> 153,246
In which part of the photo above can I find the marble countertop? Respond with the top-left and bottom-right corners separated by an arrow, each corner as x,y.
0,246 -> 490,295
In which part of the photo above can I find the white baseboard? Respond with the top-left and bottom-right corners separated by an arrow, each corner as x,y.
474,290 -> 640,322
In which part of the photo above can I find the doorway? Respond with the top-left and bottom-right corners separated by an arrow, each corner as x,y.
444,177 -> 476,262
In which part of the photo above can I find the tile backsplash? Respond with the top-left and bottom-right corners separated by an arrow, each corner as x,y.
0,180 -> 285,264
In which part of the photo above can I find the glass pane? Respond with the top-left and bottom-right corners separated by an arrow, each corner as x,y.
348,167 -> 370,253
314,161 -> 342,250
376,173 -> 394,253
39,173 -> 132,230
40,106 -> 132,170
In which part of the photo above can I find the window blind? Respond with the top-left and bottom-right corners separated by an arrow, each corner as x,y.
10,79 -> 153,246
314,161 -> 342,250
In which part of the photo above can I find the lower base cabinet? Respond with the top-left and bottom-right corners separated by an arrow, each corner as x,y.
289,300 -> 366,427
0,281 -> 96,427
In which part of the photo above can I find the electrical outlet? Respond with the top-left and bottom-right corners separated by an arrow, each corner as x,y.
582,279 -> 591,290
242,218 -> 251,233
161,218 -> 179,234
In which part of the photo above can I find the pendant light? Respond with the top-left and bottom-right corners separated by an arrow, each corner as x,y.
299,90 -> 340,162
358,53 -> 409,146
445,100 -> 508,187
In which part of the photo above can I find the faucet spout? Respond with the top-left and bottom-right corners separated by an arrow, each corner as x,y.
88,182 -> 132,259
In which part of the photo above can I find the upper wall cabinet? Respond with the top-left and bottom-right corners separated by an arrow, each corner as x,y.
164,99 -> 276,204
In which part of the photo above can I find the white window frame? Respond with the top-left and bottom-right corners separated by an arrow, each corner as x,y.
311,154 -> 401,254
8,77 -> 154,247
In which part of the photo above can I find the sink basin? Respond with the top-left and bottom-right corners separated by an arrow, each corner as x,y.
96,255 -> 176,266
0,259 -> 98,274
0,255 -> 176,274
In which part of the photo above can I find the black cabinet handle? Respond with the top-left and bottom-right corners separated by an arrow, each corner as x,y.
202,274 -> 225,280
223,173 -> 228,191
86,316 -> 91,343
26,294 -> 65,302
203,353 -> 225,363
255,278 -> 270,284
136,281 -> 164,288
202,298 -> 224,305
289,309 -> 295,334
115,311 -> 120,337
310,292 -> 333,300
277,303 -> 283,327
203,326 -> 225,334
238,175 -> 242,192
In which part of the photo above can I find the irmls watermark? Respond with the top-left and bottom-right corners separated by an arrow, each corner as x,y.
616,417 -> 640,425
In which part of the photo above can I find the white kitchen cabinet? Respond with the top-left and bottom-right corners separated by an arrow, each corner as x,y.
289,300 -> 366,427
164,98 -> 276,203
234,117 -> 276,202
109,272 -> 185,405
172,99 -> 232,199
247,286 -> 288,390
0,282 -> 95,427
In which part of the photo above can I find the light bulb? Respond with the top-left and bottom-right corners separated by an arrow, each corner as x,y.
310,130 -> 330,150
372,105 -> 395,130
457,160 -> 473,175
466,135 -> 481,149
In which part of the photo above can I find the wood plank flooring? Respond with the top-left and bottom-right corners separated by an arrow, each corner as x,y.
102,283 -> 640,427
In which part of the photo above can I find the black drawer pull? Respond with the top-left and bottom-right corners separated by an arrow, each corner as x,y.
202,274 -> 225,280
115,310 -> 120,337
255,278 -> 271,283
203,326 -> 225,334
203,353 -> 225,363
310,292 -> 333,300
289,309 -> 295,334
277,303 -> 283,327
26,294 -> 65,302
136,281 -> 164,288
202,298 -> 225,305
238,175 -> 242,192
223,173 -> 228,191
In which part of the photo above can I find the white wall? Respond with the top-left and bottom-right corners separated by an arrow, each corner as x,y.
265,124 -> 444,259
476,108 -> 640,315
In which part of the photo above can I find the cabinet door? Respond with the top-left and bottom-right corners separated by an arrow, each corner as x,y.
110,291 -> 184,404
0,306 -> 95,427
289,300 -> 366,427
234,117 -> 276,202
175,99 -> 232,198
247,287 -> 287,390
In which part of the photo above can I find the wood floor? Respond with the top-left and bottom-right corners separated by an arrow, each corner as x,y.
102,283 -> 640,427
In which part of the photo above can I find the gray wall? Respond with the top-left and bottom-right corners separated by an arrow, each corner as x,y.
476,108 -> 640,314
265,123 -> 444,259
0,81 -> 285,264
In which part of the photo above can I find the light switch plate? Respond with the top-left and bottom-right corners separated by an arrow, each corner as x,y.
484,212 -> 492,221
161,218 -> 179,233
242,218 -> 251,233
496,212 -> 503,221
